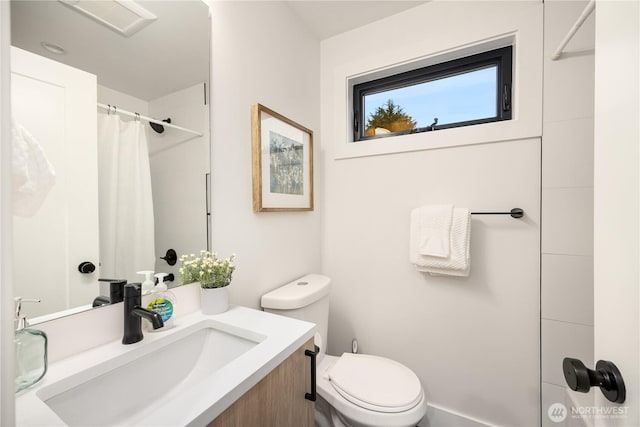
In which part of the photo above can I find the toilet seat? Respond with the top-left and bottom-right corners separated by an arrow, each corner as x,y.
317,355 -> 427,427
327,353 -> 423,413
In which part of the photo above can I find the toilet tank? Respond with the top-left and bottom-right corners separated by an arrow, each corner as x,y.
261,274 -> 331,355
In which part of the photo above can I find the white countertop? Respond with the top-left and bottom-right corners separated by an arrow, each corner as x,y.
16,306 -> 315,426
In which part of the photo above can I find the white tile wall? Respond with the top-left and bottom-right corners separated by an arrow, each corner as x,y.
542,118 -> 594,189
566,390 -> 596,427
541,1 -> 595,416
542,319 -> 594,387
543,0 -> 595,125
543,55 -> 595,123
542,382 -> 595,427
542,254 -> 594,325
544,0 -> 595,55
542,188 -> 594,256
542,382 -> 569,427
149,84 -> 209,281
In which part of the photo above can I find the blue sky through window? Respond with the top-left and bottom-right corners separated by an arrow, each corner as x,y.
363,65 -> 498,129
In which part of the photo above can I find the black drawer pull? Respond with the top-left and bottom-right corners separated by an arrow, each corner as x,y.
304,346 -> 318,402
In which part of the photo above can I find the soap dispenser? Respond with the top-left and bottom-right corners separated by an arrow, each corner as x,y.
14,297 -> 48,393
144,273 -> 177,331
137,270 -> 155,295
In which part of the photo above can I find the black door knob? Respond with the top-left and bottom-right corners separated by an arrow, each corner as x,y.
78,261 -> 96,274
563,357 -> 626,403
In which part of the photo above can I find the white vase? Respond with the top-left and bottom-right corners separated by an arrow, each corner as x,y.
200,286 -> 229,314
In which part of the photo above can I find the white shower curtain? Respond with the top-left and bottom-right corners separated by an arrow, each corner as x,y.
98,113 -> 155,283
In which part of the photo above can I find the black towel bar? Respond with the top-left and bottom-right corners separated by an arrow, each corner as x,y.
470,208 -> 524,219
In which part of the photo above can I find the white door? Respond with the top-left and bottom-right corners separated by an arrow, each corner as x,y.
11,46 -> 99,318
592,1 -> 639,426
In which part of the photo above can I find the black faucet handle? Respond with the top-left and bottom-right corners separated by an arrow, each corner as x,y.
109,280 -> 127,304
124,283 -> 142,298
160,249 -> 177,266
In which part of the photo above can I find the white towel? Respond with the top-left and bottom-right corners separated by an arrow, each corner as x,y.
410,206 -> 471,277
11,119 -> 56,217
416,204 -> 453,257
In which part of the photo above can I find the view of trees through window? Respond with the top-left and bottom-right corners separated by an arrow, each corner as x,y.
364,99 -> 417,136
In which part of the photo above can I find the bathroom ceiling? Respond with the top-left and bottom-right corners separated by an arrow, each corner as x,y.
286,1 -> 428,40
10,0 -> 210,101
10,1 -> 427,101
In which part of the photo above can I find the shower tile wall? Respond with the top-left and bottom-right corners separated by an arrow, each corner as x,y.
541,1 -> 596,425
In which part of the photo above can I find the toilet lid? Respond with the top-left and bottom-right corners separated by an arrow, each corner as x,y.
327,353 -> 423,413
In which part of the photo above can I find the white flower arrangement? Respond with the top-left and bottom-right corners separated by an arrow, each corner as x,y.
179,250 -> 236,289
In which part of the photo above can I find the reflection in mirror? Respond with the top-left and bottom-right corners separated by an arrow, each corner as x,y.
10,0 -> 211,322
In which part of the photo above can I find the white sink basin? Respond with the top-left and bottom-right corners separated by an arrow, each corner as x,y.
35,320 -> 263,426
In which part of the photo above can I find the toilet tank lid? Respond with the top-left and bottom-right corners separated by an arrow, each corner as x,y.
261,274 -> 331,310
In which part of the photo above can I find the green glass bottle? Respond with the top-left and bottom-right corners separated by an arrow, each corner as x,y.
14,297 -> 48,393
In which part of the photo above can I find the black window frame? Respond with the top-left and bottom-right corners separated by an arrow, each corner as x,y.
352,46 -> 513,142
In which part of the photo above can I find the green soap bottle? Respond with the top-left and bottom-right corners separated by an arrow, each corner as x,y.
145,273 -> 176,331
14,297 -> 47,393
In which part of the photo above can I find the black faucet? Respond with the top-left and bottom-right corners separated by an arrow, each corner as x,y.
122,283 -> 164,345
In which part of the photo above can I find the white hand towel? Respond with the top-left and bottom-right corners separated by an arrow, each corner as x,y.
410,207 -> 471,277
415,204 -> 453,257
11,119 -> 56,217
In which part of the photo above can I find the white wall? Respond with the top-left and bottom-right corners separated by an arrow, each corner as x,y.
321,2 -> 542,425
594,2 -> 639,424
210,1 -> 321,309
0,1 -> 14,424
97,85 -> 148,116
540,1 -> 597,425
148,83 -> 210,283
327,0 -> 543,160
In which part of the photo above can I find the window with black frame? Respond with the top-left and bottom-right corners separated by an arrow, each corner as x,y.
352,46 -> 513,141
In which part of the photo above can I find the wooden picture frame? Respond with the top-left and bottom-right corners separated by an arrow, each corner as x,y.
251,104 -> 314,212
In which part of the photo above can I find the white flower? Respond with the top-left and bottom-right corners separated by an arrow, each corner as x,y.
179,250 -> 237,286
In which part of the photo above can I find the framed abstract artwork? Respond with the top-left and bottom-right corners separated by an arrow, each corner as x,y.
251,104 -> 314,212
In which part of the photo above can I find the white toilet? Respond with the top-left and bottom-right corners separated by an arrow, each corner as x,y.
261,274 -> 427,427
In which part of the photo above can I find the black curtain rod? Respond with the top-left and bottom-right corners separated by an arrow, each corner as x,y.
470,208 -> 524,219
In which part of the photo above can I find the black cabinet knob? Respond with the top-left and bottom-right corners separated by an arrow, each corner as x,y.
563,357 -> 626,403
78,261 -> 96,274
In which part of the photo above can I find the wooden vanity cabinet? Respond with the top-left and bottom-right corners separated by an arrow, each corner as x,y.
208,338 -> 315,427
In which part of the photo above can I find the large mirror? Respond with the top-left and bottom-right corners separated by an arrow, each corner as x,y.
10,0 -> 211,321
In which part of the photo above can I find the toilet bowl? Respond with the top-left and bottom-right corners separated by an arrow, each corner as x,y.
316,354 -> 427,427
261,274 -> 427,427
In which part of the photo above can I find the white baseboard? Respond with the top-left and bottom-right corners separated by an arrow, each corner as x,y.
420,404 -> 493,427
